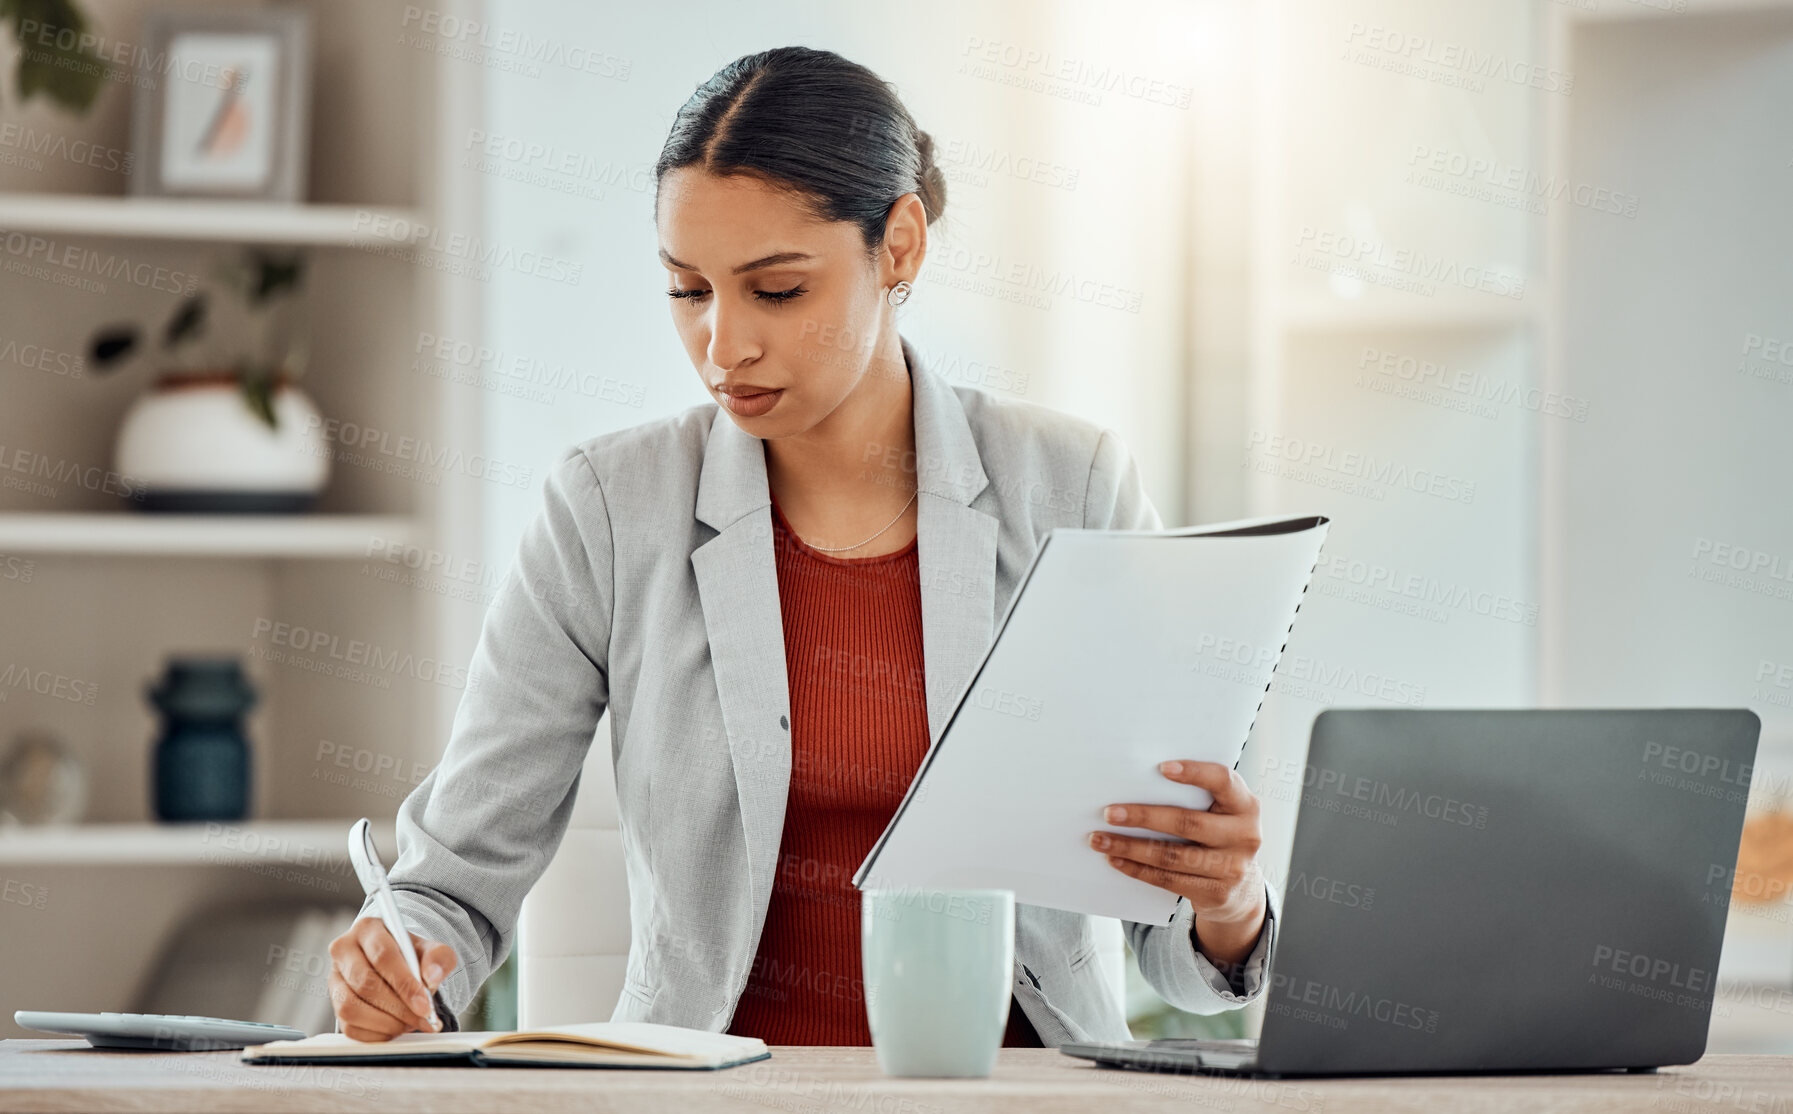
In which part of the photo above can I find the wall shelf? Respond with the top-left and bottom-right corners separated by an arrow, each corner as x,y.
0,513 -> 418,558
1576,0 -> 1792,22
0,0 -> 474,1039
0,193 -> 424,248
0,819 -> 395,866
1279,296 -> 1538,334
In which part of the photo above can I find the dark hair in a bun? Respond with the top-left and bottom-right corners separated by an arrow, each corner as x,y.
655,46 -> 947,259
912,129 -> 947,227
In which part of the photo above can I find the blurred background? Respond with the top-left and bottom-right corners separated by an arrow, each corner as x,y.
1,0 -> 1789,1049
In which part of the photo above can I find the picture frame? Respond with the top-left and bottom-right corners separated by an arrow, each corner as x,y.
129,6 -> 312,201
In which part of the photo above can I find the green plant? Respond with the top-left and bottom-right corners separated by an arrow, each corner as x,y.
1123,941 -> 1252,1040
463,950 -> 518,1033
89,249 -> 310,430
1,0 -> 112,114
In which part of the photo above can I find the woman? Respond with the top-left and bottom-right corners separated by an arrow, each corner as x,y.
328,45 -> 1274,1048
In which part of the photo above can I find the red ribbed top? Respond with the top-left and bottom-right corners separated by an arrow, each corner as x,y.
725,494 -> 1042,1048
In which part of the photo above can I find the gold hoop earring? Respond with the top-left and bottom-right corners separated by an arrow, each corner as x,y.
886,281 -> 913,307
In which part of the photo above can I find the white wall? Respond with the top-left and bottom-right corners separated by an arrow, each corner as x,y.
1552,9 -> 1793,755
1551,8 -> 1793,994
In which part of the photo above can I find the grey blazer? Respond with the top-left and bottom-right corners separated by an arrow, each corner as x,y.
364,334 -> 1278,1044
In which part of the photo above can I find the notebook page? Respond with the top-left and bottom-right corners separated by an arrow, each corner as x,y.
485,1021 -> 767,1058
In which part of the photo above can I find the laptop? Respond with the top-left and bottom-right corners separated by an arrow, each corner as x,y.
1061,708 -> 1762,1077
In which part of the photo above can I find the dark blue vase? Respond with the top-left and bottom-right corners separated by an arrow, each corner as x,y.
148,657 -> 255,822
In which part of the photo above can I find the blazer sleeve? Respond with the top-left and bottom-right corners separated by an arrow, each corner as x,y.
356,446 -> 614,1020
1084,428 -> 1281,1015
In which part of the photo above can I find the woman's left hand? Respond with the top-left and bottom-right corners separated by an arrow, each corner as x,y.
1088,759 -> 1268,969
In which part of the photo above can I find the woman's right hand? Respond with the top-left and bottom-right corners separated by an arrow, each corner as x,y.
327,916 -> 459,1041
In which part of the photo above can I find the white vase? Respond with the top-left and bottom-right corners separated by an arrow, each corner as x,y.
114,372 -> 331,513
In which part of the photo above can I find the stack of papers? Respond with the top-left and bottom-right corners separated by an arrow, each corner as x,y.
854,514 -> 1329,924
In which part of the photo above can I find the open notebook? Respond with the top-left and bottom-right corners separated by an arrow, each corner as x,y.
240,1021 -> 770,1070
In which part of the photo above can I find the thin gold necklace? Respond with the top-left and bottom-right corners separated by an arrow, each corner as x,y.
798,488 -> 918,553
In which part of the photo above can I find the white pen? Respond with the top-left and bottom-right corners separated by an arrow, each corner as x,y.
347,818 -> 440,1031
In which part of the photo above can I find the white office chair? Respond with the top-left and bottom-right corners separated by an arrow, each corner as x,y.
516,711 -> 1129,1029
516,712 -> 632,1028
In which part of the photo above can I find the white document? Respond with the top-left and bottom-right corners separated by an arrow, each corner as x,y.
853,514 -> 1330,925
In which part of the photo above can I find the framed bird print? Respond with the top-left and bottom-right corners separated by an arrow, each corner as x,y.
130,7 -> 312,201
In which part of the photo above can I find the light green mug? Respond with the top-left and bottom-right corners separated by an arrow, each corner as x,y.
860,887 -> 1016,1077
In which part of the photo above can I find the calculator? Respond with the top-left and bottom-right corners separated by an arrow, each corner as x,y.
14,1010 -> 307,1050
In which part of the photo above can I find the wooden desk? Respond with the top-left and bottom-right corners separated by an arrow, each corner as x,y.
2,1040 -> 1790,1113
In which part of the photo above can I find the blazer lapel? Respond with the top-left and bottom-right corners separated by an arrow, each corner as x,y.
905,338 -> 1000,744
691,413 -> 790,922
690,335 -> 1000,926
